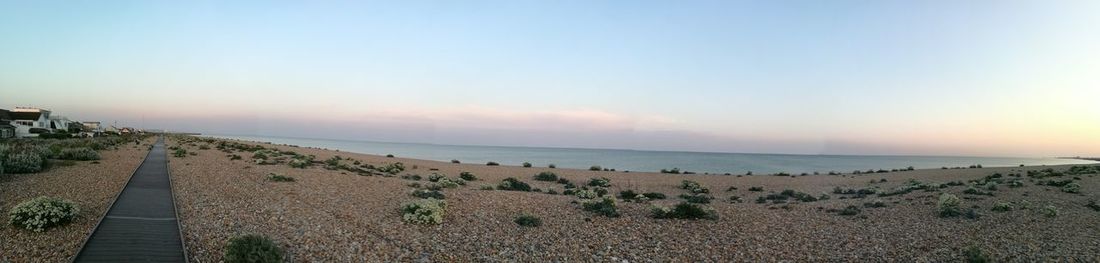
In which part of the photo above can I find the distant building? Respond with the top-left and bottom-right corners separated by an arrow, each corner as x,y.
81,121 -> 103,137
49,115 -> 82,133
10,107 -> 52,138
0,109 -> 15,138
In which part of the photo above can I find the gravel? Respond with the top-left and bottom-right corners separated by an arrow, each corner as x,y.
169,136 -> 1100,261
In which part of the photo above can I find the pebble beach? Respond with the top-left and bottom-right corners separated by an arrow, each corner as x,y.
165,136 -> 1100,262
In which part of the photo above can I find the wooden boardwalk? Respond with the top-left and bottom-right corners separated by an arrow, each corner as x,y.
74,136 -> 187,262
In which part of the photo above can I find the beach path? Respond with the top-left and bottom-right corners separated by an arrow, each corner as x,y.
73,136 -> 187,262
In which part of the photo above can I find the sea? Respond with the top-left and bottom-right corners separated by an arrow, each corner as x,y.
200,134 -> 1097,175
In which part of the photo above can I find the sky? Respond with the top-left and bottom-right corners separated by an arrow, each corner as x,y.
1,0 -> 1098,157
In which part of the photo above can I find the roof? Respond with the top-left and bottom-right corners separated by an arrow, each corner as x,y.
10,111 -> 43,121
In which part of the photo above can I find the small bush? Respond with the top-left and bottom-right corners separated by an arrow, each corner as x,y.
642,192 -> 667,199
497,178 -> 532,191
486,161 -> 499,166
173,149 -> 187,157
514,214 -> 542,227
58,147 -> 100,161
619,190 -> 638,200
288,158 -> 310,169
1085,200 -> 1100,211
428,173 -> 445,182
992,202 -> 1012,212
651,202 -> 718,220
964,245 -> 989,263
581,197 -> 619,217
224,234 -> 283,263
459,172 -> 477,181
838,205 -> 861,216
451,159 -> 460,164
386,154 -> 395,158
1062,182 -> 1081,193
1040,205 -> 1058,217
534,172 -> 558,181
589,165 -> 602,171
679,194 -> 713,204
267,173 -> 295,182
8,196 -> 79,232
680,180 -> 709,194
587,177 -> 611,187
938,193 -> 962,217
4,151 -> 45,174
412,189 -> 445,199
522,162 -> 532,168
479,185 -> 494,190
748,186 -> 764,192
548,164 -> 556,168
574,189 -> 599,199
402,198 -> 447,224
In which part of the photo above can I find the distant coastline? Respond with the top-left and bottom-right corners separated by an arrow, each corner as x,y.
199,134 -> 1099,175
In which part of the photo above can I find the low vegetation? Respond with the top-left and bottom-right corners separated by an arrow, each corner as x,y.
534,171 -> 558,181
224,234 -> 284,263
651,202 -> 718,220
8,196 -> 79,232
497,177 -> 532,191
514,214 -> 542,227
581,197 -> 619,217
267,173 -> 295,182
587,177 -> 611,187
58,147 -> 100,161
680,180 -> 709,194
938,193 -> 962,218
401,198 -> 447,224
459,171 -> 477,181
411,189 -> 445,199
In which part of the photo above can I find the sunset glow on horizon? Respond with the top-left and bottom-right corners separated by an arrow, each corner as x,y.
2,1 -> 1098,157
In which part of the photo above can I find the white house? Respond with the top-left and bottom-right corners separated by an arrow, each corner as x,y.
49,115 -> 80,133
10,107 -> 52,138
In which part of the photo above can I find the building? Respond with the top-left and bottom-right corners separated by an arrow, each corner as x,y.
0,109 -> 15,139
10,107 -> 52,138
81,121 -> 103,137
49,115 -> 82,133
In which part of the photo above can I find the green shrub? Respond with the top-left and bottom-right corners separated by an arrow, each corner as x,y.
589,165 -> 602,171
680,180 -> 709,194
486,161 -> 499,166
548,164 -> 556,169
173,149 -> 187,157
618,190 -> 638,200
991,202 -> 1012,212
938,193 -> 962,217
58,147 -> 100,161
412,189 -> 445,199
4,151 -> 45,174
642,192 -> 667,199
8,196 -> 79,232
514,214 -> 542,227
964,245 -> 989,263
748,186 -> 764,192
288,158 -> 310,169
581,197 -> 619,217
679,194 -> 713,204
1040,205 -> 1058,217
459,172 -> 477,181
534,172 -> 558,181
402,198 -> 446,224
651,202 -> 718,220
224,234 -> 283,263
522,162 -> 532,168
1062,182 -> 1081,193
863,199 -> 887,208
1085,200 -> 1100,211
267,173 -> 295,182
838,205 -> 861,216
252,152 -> 268,160
587,177 -> 611,187
497,178 -> 532,191
479,185 -> 494,190
574,189 -> 598,199
428,173 -> 445,182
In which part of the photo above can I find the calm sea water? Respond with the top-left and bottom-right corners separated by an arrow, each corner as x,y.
201,134 -> 1096,174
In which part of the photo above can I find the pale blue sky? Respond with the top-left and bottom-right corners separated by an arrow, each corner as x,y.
2,1 -> 1098,156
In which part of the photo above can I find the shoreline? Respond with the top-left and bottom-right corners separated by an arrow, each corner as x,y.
200,134 -> 1098,175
